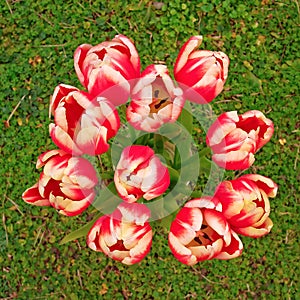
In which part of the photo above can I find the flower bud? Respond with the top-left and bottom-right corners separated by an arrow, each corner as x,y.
214,174 -> 278,237
87,202 -> 152,265
114,145 -> 170,203
206,110 -> 274,170
127,64 -> 185,132
49,84 -> 120,156
74,35 -> 141,105
22,150 -> 98,216
168,197 -> 243,265
174,36 -> 229,104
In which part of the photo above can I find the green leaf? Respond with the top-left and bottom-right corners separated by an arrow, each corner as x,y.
198,147 -> 211,158
135,133 -> 151,145
173,146 -> 181,170
244,70 -> 262,91
153,133 -> 165,154
59,212 -> 102,245
93,182 -> 122,213
158,210 -> 178,230
202,3 -> 214,13
167,165 -> 180,183
190,190 -> 203,198
59,183 -> 122,245
199,156 -> 212,176
99,171 -> 114,180
159,123 -> 182,139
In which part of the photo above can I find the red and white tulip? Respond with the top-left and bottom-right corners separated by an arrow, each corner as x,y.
74,34 -> 141,106
22,150 -> 98,216
49,84 -> 120,156
87,202 -> 152,265
114,145 -> 170,203
168,197 -> 243,265
214,174 -> 278,238
174,35 -> 229,104
127,64 -> 185,132
206,110 -> 274,170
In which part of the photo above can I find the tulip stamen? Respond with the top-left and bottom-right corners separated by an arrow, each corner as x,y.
201,232 -> 210,240
149,92 -> 170,114
194,236 -> 203,245
187,232 -> 211,247
154,97 -> 169,109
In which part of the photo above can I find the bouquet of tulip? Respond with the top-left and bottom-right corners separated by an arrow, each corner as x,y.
22,35 -> 278,265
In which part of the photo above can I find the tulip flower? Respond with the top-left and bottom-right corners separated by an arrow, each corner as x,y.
49,84 -> 120,156
22,149 -> 98,216
214,174 -> 278,238
174,35 -> 229,104
114,145 -> 170,203
87,202 -> 152,265
127,64 -> 185,132
168,197 -> 243,265
74,34 -> 141,106
206,110 -> 274,170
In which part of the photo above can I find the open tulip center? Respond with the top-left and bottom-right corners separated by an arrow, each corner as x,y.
149,88 -> 170,114
109,239 -> 129,252
187,223 -> 216,247
237,116 -> 268,138
44,178 -> 65,198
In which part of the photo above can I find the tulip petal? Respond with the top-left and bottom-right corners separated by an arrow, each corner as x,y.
189,238 -> 223,261
204,209 -> 231,245
212,150 -> 255,170
168,232 -> 196,265
206,111 -> 239,146
22,183 -> 51,206
49,191 -> 94,217
87,202 -> 152,264
124,230 -> 152,265
241,174 -> 278,198
174,36 -> 203,74
115,34 -> 141,75
50,84 -> 79,116
49,123 -> 83,155
122,224 -> 151,250
76,126 -> 109,155
128,64 -> 185,132
36,149 -> 66,169
215,230 -> 243,260
233,217 -> 273,238
87,215 -> 107,251
74,43 -> 93,87
171,221 -> 197,246
117,202 -> 151,225
42,154 -> 69,181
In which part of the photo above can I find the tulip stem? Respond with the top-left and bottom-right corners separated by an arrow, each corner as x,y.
97,155 -> 111,184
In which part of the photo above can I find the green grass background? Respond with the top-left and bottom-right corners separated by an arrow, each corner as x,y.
1,0 -> 299,299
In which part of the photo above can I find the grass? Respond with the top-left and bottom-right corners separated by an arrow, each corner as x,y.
1,0 -> 299,299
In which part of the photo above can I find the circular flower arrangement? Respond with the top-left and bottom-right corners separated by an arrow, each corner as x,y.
22,35 -> 278,265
